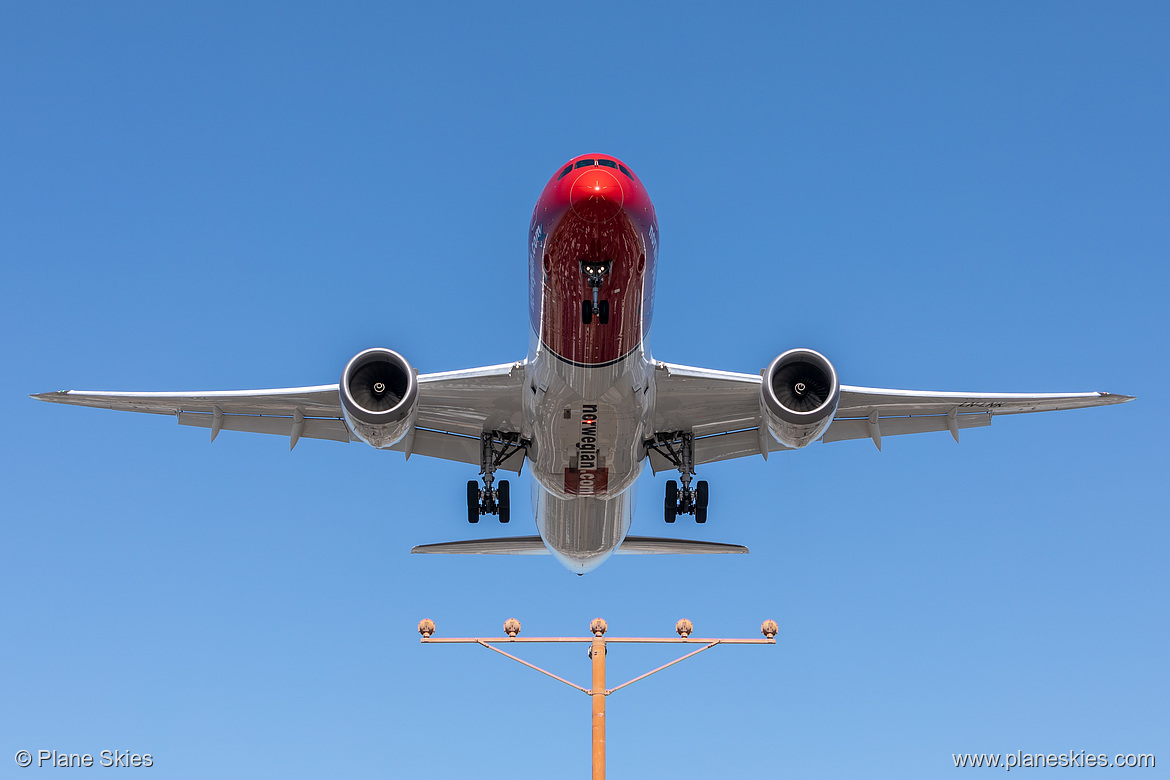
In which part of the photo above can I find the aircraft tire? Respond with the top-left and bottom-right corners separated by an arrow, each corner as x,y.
665,480 -> 678,523
498,480 -> 510,523
582,300 -> 593,324
467,480 -> 480,524
598,300 -> 609,324
695,506 -> 708,524
696,480 -> 709,509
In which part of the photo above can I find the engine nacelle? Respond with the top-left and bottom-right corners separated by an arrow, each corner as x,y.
760,348 -> 840,449
340,348 -> 419,449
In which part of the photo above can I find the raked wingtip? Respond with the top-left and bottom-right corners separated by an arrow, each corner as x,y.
30,390 -> 70,402
1100,392 -> 1136,404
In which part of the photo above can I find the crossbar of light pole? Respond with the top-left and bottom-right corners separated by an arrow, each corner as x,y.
421,636 -> 775,644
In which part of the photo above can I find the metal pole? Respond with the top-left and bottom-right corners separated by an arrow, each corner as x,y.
591,634 -> 606,780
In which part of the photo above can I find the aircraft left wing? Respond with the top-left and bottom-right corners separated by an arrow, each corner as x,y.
31,362 -> 527,471
649,361 -> 1133,471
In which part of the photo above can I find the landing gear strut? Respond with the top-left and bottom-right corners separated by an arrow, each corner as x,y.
646,431 -> 710,523
468,431 -> 528,523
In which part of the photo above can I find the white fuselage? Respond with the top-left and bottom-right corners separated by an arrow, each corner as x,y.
523,334 -> 656,572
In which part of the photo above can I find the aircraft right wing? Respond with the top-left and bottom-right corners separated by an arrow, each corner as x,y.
649,361 -> 1133,470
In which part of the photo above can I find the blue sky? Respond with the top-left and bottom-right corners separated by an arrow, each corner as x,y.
2,3 -> 1166,778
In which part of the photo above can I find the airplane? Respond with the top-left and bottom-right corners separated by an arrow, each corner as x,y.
32,153 -> 1134,574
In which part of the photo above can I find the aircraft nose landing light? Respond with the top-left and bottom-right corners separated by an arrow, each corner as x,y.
570,167 -> 623,223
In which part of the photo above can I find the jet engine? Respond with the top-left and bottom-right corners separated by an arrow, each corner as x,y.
760,348 -> 840,449
340,348 -> 419,448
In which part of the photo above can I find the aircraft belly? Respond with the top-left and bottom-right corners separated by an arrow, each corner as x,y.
521,340 -> 654,570
524,344 -> 653,501
533,481 -> 636,574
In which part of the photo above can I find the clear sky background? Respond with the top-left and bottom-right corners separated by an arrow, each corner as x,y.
2,3 -> 1167,778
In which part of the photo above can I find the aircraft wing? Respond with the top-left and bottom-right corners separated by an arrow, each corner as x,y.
649,361 -> 1134,471
30,362 -> 527,471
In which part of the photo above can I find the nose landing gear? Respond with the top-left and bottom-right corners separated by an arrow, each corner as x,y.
467,432 -> 528,523
581,259 -> 611,324
581,298 -> 609,325
647,431 -> 710,523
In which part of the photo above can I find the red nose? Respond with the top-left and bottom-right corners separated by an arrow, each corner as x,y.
569,168 -> 624,223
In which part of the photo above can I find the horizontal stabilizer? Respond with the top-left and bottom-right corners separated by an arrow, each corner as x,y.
617,536 -> 748,554
410,535 -> 748,556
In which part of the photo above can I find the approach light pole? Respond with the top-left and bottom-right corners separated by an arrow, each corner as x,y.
418,616 -> 778,779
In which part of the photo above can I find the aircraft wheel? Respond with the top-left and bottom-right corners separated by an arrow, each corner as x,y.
695,506 -> 708,524
696,480 -> 709,509
582,300 -> 593,324
598,300 -> 610,325
665,480 -> 678,523
498,480 -> 510,523
467,480 -> 480,524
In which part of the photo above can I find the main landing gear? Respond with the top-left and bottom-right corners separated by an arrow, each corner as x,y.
468,431 -> 529,524
646,431 -> 710,524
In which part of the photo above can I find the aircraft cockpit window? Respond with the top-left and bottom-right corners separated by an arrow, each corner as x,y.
557,165 -> 573,181
598,159 -> 616,169
575,159 -> 595,169
618,164 -> 632,179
